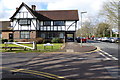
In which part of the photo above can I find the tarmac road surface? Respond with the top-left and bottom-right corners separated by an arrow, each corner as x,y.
1,42 -> 119,80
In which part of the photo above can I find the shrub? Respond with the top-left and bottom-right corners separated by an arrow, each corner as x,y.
9,39 -> 14,42
20,38 -> 44,44
2,39 -> 8,43
21,39 -> 28,42
35,38 -> 44,44
14,40 -> 18,42
59,38 -> 64,43
51,38 -> 62,43
44,39 -> 51,43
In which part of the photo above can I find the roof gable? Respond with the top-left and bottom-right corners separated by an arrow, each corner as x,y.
10,2 -> 37,20
10,2 -> 50,20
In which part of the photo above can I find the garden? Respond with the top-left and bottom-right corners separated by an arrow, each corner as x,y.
0,38 -> 64,53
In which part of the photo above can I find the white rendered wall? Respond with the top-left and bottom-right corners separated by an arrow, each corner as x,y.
14,6 -> 34,18
13,6 -> 37,30
66,21 -> 76,31
30,19 -> 36,30
37,21 -> 76,31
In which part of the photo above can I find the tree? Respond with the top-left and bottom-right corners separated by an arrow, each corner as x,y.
100,0 -> 118,23
76,15 -> 100,37
96,22 -> 110,37
99,0 -> 119,37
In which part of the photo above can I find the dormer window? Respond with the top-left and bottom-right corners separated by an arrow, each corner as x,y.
18,19 -> 31,25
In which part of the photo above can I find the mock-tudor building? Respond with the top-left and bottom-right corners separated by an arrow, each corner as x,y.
10,2 -> 79,42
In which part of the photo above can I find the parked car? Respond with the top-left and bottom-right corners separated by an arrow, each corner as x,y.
76,37 -> 87,43
109,37 -> 120,43
116,38 -> 120,43
94,37 -> 99,41
101,37 -> 109,42
67,37 -> 73,40
97,37 -> 102,41
86,37 -> 90,39
67,37 -> 74,42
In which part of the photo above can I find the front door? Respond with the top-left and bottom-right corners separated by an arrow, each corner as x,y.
9,33 -> 13,39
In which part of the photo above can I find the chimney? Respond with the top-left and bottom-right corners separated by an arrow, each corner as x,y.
31,5 -> 36,11
16,7 -> 18,11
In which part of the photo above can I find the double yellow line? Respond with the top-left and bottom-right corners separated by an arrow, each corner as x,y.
1,67 -> 68,80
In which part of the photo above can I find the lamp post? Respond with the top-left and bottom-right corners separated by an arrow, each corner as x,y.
80,11 -> 87,47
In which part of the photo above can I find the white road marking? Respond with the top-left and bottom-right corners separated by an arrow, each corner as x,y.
66,49 -> 74,52
98,52 -> 111,60
100,50 -> 118,60
91,44 -> 118,61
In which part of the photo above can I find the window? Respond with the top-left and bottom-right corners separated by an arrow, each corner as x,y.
40,32 -> 60,39
41,33 -> 45,38
19,19 -> 31,25
19,12 -> 28,18
59,33 -> 64,38
54,21 -> 65,26
20,31 -> 30,39
43,21 -> 51,26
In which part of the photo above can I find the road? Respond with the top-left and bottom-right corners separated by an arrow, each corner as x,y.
87,40 -> 119,59
1,41 -> 119,80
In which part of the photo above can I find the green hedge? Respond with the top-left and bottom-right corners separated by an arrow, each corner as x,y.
51,38 -> 63,43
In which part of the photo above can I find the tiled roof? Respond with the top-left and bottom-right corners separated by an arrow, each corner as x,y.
36,10 -> 79,21
10,3 -> 79,21
0,21 -> 12,30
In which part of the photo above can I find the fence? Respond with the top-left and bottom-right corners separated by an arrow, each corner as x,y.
4,41 -> 37,50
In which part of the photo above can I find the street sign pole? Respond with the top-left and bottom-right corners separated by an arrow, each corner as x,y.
80,11 -> 87,47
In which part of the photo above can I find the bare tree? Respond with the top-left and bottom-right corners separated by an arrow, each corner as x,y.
99,0 -> 119,37
76,14 -> 101,37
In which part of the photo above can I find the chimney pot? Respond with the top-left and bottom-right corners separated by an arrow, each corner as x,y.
32,5 -> 36,11
16,7 -> 18,11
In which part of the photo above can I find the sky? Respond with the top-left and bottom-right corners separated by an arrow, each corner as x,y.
0,0 -> 111,21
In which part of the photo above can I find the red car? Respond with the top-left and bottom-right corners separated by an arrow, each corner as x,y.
76,37 -> 87,43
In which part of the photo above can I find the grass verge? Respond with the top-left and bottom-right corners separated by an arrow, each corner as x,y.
0,43 -> 63,53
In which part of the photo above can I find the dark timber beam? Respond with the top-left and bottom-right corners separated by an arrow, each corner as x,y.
67,21 -> 76,31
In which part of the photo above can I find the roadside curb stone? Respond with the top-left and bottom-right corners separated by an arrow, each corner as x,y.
59,42 -> 97,52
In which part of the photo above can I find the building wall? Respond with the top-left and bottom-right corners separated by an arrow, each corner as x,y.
15,6 -> 34,18
13,5 -> 36,31
14,31 -> 36,41
14,31 -> 20,39
2,31 -> 13,39
11,5 -> 77,42
30,31 -> 36,39
38,21 -> 76,31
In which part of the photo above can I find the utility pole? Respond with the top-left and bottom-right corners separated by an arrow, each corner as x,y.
80,11 -> 87,47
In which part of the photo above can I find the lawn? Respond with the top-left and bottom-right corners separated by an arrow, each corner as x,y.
0,43 -> 63,53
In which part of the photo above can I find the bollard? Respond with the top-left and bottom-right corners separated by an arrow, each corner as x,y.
33,41 -> 37,50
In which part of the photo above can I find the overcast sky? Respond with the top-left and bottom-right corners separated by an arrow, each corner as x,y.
0,0 -> 112,21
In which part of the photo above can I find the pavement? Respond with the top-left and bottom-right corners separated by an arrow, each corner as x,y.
59,42 -> 97,52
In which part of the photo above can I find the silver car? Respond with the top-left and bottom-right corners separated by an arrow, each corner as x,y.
109,37 -> 120,43
101,37 -> 109,42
